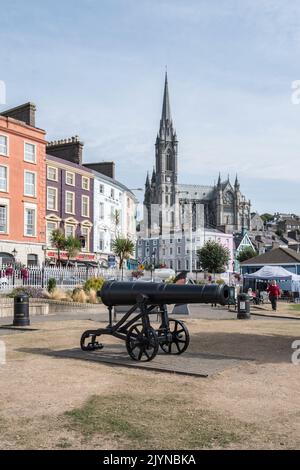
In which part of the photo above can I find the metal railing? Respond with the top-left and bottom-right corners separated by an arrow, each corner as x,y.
0,266 -> 125,292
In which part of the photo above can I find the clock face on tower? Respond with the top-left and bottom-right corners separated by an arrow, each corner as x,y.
166,176 -> 171,182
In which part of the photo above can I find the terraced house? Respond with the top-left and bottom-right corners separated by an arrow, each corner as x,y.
45,137 -> 94,263
0,103 -> 46,266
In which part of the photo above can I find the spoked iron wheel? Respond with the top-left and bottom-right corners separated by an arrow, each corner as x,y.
126,323 -> 159,362
80,331 -> 103,351
159,319 -> 190,355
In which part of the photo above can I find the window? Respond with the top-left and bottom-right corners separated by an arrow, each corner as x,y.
24,171 -> 36,197
27,254 -> 38,267
65,192 -> 75,214
177,260 -> 181,270
110,188 -> 115,199
24,207 -> 36,236
170,247 -> 173,255
0,166 -> 8,192
47,166 -> 58,181
66,171 -> 75,186
46,221 -> 58,245
81,226 -> 89,252
65,224 -> 75,238
177,246 -> 181,254
82,195 -> 89,217
82,176 -> 90,190
0,204 -> 8,233
99,202 -> 104,220
98,232 -> 104,251
99,184 -> 104,194
127,197 -> 130,208
47,187 -> 57,211
24,143 -> 36,163
0,135 -> 8,156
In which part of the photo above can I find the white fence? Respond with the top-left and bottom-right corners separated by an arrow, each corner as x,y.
0,266 -> 125,292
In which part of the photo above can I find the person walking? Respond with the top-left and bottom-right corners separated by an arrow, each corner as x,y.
267,280 -> 281,311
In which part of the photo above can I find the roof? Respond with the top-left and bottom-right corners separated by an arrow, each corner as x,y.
240,247 -> 300,265
90,169 -> 138,202
46,154 -> 93,174
178,184 -> 214,201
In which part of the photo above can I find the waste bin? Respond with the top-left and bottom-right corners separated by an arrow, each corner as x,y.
13,294 -> 30,326
237,293 -> 250,319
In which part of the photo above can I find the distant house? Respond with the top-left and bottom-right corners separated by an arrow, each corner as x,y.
250,213 -> 264,231
234,231 -> 255,272
240,247 -> 300,275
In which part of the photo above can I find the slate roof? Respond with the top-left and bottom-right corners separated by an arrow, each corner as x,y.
177,184 -> 214,201
240,247 -> 300,265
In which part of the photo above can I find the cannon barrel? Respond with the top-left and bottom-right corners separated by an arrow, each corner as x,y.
99,281 -> 230,307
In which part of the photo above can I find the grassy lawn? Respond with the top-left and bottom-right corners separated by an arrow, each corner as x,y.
63,393 -> 252,450
289,304 -> 300,311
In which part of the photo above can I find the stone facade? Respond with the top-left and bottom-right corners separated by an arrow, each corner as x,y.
0,105 -> 46,266
92,170 -> 138,264
144,73 -> 251,237
45,152 -> 94,257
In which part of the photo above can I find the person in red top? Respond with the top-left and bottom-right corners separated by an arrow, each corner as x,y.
267,280 -> 281,311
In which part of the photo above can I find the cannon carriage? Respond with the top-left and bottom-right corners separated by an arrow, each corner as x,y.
80,281 -> 231,362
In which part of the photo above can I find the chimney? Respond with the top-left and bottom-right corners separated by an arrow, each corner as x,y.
47,136 -> 83,165
84,162 -> 115,179
1,102 -> 36,127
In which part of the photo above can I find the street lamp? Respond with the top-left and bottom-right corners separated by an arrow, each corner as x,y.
149,249 -> 157,282
177,191 -> 193,277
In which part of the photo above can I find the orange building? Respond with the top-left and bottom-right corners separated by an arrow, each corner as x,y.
0,103 -> 46,266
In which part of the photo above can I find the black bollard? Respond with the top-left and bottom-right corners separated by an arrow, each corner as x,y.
13,294 -> 30,326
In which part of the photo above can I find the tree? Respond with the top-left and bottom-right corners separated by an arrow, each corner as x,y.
261,213 -> 273,223
111,209 -> 121,237
275,229 -> 284,237
236,246 -> 257,263
65,236 -> 81,266
111,237 -> 135,276
50,229 -> 66,265
197,240 -> 230,275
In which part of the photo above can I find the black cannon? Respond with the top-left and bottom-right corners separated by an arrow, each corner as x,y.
80,281 -> 231,362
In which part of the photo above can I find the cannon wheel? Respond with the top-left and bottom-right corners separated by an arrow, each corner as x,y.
159,319 -> 190,355
126,323 -> 159,362
80,331 -> 104,351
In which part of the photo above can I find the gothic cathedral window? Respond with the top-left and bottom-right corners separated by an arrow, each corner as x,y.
166,151 -> 172,171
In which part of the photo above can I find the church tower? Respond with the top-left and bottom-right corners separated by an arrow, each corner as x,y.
155,72 -> 178,234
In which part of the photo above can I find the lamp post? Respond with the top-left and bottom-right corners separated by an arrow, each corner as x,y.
150,249 -> 156,282
177,191 -> 193,277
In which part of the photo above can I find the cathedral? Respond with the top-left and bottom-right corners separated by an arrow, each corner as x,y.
143,73 -> 251,237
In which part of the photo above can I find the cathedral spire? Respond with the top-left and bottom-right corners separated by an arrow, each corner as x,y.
145,172 -> 150,188
234,173 -> 240,190
151,167 -> 156,185
217,172 -> 221,188
161,71 -> 171,123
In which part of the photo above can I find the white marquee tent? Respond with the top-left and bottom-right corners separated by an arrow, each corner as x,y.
244,265 -> 300,293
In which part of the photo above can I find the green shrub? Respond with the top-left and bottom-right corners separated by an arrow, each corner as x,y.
84,277 -> 105,293
47,278 -> 57,293
8,287 -> 46,298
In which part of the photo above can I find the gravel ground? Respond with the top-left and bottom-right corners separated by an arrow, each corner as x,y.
0,306 -> 299,449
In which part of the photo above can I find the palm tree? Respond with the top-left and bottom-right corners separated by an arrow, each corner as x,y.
50,229 -> 66,266
111,209 -> 121,237
65,236 -> 81,266
111,237 -> 135,278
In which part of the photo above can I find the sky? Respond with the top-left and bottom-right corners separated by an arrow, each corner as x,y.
1,0 -> 300,214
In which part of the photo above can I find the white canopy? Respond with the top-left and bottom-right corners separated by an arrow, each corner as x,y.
244,265 -> 299,281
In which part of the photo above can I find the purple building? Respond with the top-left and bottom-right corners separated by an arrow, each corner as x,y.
45,137 -> 94,261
